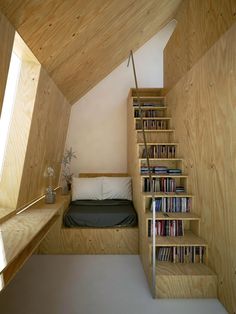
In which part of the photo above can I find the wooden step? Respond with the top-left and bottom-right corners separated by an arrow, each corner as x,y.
133,96 -> 165,99
134,117 -> 171,120
139,158 -> 183,162
130,88 -> 166,97
133,106 -> 167,110
145,212 -> 200,221
148,231 -> 207,247
137,142 -> 178,146
155,262 -> 217,298
142,192 -> 192,198
141,174 -> 188,178
136,129 -> 174,133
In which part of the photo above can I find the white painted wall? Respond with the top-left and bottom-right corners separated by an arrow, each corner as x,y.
66,21 -> 176,175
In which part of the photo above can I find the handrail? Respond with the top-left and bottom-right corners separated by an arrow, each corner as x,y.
127,50 -> 156,297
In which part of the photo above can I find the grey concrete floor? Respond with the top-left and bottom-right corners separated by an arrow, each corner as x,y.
0,255 -> 227,314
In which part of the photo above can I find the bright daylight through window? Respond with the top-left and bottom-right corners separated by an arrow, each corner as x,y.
0,52 -> 21,178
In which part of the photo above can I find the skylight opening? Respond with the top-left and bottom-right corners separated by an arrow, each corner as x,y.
0,52 -> 22,179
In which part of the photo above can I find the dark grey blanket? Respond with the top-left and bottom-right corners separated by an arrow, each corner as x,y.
63,199 -> 138,228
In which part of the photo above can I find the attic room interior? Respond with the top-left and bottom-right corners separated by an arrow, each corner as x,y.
0,0 -> 235,313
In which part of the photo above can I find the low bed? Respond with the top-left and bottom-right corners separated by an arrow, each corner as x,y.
64,199 -> 137,228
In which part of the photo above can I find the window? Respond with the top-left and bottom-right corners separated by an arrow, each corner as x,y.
0,52 -> 21,178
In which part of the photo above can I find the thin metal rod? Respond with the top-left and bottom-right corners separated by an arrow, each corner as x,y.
127,50 -> 156,298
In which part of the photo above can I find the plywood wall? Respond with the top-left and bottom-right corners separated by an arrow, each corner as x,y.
165,23 -> 236,314
17,68 -> 71,208
0,11 -> 15,115
164,0 -> 236,90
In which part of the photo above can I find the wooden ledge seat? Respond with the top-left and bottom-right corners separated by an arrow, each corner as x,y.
0,194 -> 70,292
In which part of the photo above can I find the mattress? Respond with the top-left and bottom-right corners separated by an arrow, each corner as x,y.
63,199 -> 138,228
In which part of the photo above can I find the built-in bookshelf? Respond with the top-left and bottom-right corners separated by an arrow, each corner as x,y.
127,88 -> 217,298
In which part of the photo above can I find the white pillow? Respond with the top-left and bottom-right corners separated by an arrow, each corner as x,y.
102,177 -> 132,200
72,177 -> 103,201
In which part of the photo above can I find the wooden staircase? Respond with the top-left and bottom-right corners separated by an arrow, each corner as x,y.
127,88 -> 217,298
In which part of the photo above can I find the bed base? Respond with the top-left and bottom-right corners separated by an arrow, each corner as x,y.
39,173 -> 139,255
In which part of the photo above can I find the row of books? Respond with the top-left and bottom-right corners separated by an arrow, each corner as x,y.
141,145 -> 176,158
143,178 -> 185,193
133,101 -> 165,107
136,120 -> 167,130
151,197 -> 191,213
148,220 -> 184,237
134,109 -> 164,118
140,166 -> 182,175
157,246 -> 204,263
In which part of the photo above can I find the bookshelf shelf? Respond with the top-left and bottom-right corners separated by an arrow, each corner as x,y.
148,231 -> 207,247
142,192 -> 192,198
139,158 -> 183,161
133,106 -> 167,110
136,129 -> 174,133
132,96 -> 166,100
145,212 -> 200,220
137,142 -> 178,145
141,174 -> 188,178
134,117 -> 171,120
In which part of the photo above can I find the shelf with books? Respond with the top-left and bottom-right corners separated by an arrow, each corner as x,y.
156,246 -> 206,264
144,196 -> 193,214
127,87 -> 217,298
136,119 -> 169,130
139,144 -> 177,159
133,108 -> 167,119
147,219 -> 184,237
142,177 -> 187,193
140,165 -> 183,176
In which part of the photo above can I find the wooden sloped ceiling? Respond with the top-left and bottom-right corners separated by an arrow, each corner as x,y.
0,0 -> 182,104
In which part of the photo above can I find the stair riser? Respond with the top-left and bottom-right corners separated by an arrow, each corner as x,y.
156,275 -> 217,298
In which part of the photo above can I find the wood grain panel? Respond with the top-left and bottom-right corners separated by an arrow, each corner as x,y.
164,0 -> 236,90
0,11 -> 15,115
17,68 -> 71,208
0,0 -> 181,103
166,23 -> 236,313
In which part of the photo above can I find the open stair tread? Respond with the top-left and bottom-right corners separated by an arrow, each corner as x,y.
135,117 -> 171,120
141,174 -> 188,178
136,129 -> 174,132
145,212 -> 200,220
139,158 -> 183,161
142,192 -> 193,197
137,142 -> 178,145
134,106 -> 167,110
149,231 -> 208,247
